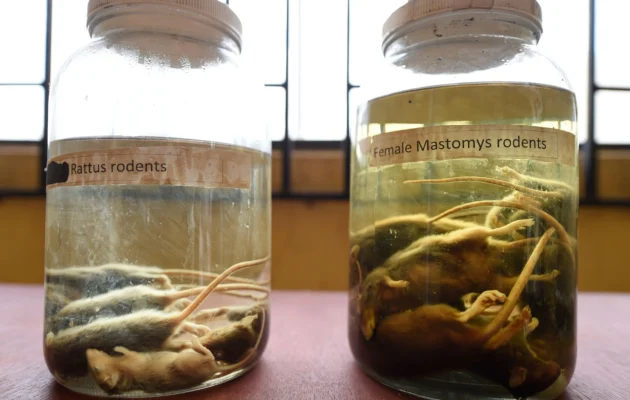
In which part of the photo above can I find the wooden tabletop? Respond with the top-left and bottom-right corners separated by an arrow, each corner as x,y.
0,285 -> 629,400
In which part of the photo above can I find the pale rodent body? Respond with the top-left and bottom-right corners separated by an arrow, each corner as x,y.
87,345 -> 227,394
86,309 -> 267,394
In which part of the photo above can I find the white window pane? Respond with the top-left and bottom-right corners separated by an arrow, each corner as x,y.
289,0 -> 348,141
537,0 -> 589,144
265,87 -> 286,141
349,0 -> 406,86
595,91 -> 630,144
0,0 -> 47,83
0,86 -> 45,141
230,0 -> 287,85
51,0 -> 91,82
595,1 -> 630,88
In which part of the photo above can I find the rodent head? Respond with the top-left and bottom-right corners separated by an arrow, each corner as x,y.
359,268 -> 395,340
86,349 -> 126,393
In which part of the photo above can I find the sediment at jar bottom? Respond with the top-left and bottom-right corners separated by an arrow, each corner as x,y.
348,170 -> 577,399
43,258 -> 270,396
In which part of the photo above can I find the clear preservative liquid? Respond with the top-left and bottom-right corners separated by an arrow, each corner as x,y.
44,0 -> 271,395
44,138 -> 271,397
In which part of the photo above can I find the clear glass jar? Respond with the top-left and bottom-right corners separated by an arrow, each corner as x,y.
43,0 -> 271,397
348,1 -> 577,399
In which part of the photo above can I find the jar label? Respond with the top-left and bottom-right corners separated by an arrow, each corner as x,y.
46,146 -> 252,190
359,125 -> 576,168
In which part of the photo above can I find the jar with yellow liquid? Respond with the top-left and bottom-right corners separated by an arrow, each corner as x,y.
348,1 -> 578,399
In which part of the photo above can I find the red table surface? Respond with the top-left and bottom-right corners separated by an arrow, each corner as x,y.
0,285 -> 628,400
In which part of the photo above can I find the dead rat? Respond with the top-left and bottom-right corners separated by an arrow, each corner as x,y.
46,263 -> 265,298
472,328 -> 563,397
404,176 -> 564,201
405,170 -> 577,242
406,169 -> 577,248
46,264 -> 173,297
371,229 -> 555,373
169,314 -> 261,363
358,220 -> 559,339
50,286 -> 204,333
190,304 -> 265,326
45,284 -> 82,317
350,213 -> 482,275
50,283 -> 269,333
85,308 -> 266,394
44,256 -> 269,378
426,197 -> 576,267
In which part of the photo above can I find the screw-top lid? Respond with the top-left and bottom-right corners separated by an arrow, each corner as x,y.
383,0 -> 542,42
87,0 -> 242,45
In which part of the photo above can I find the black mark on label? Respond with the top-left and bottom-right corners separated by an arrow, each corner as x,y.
46,161 -> 70,185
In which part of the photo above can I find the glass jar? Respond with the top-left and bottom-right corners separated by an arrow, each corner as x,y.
43,0 -> 271,397
348,1 -> 577,399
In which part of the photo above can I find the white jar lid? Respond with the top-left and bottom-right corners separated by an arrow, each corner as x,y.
383,0 -> 542,42
88,0 -> 242,44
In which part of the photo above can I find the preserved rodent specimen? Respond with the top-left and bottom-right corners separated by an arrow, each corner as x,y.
50,283 -> 267,333
45,256 -> 269,379
86,309 -> 266,394
46,262 -> 264,297
350,170 -> 576,398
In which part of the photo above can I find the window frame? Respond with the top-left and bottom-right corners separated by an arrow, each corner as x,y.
0,0 -> 51,196
1,0 -> 629,205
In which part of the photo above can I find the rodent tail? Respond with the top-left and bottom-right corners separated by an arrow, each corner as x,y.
177,256 -> 270,323
481,228 -> 555,341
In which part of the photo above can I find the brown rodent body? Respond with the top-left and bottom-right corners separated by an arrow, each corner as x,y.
350,214 -> 481,275
359,227 -> 555,358
359,220 -> 558,333
169,315 -> 261,363
373,303 -> 531,371
473,338 -> 562,397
